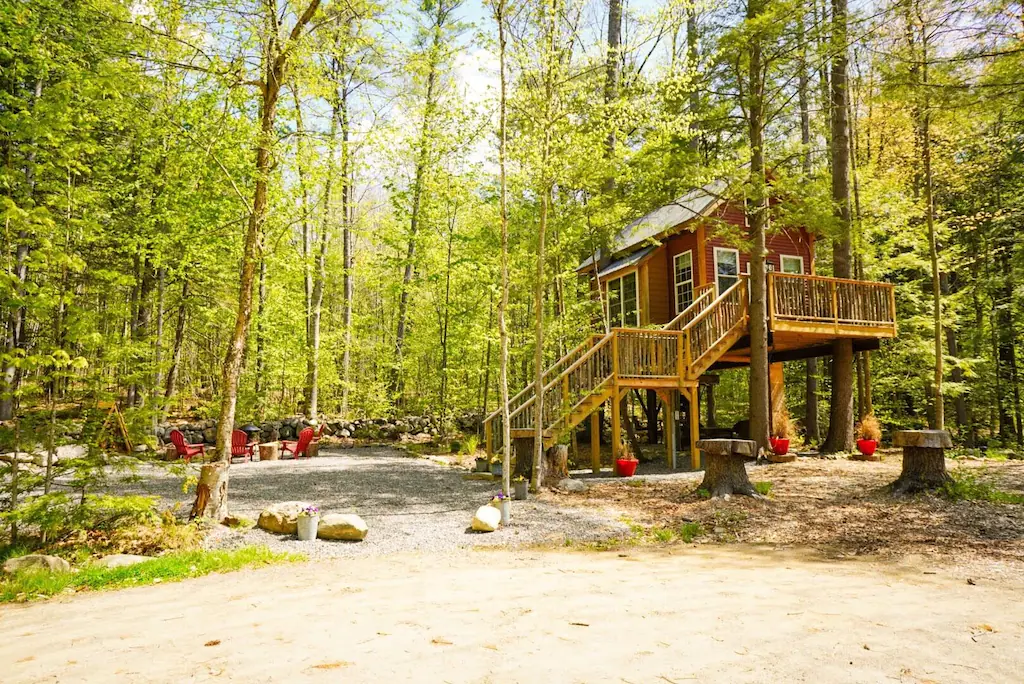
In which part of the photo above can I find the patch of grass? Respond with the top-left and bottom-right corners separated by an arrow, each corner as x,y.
0,546 -> 304,603
629,521 -> 705,545
625,479 -> 645,488
942,469 -> 1024,504
696,488 -> 711,499
753,481 -> 774,497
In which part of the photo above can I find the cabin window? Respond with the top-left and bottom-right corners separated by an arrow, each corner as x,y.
714,247 -> 740,294
781,255 -> 804,274
607,271 -> 639,328
673,250 -> 694,314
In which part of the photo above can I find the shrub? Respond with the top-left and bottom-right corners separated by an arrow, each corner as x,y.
856,415 -> 882,442
754,481 -> 773,496
460,433 -> 480,455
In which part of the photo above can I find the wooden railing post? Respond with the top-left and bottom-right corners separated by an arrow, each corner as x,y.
485,419 -> 492,459
830,279 -> 839,334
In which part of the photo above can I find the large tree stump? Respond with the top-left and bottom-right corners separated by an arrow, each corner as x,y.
540,444 -> 569,488
190,461 -> 229,521
892,430 -> 953,495
696,439 -> 758,498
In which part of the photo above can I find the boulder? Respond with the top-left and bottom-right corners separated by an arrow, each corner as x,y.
339,428 -> 351,438
257,501 -> 314,535
94,554 -> 151,569
472,505 -> 501,532
3,554 -> 72,575
203,427 -> 217,444
317,513 -> 368,541
558,478 -> 588,493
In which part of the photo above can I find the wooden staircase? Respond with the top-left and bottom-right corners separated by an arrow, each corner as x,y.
484,278 -> 750,456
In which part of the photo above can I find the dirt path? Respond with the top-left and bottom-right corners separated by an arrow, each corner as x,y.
3,546 -> 1022,683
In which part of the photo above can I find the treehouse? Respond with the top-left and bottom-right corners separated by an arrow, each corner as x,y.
484,180 -> 897,471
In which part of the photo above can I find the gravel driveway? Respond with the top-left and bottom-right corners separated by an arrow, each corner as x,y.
106,446 -> 629,558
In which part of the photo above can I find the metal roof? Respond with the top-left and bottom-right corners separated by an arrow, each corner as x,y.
578,179 -> 729,271
596,245 -> 656,279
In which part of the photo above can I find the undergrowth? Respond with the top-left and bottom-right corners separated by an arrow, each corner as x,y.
0,546 -> 304,603
942,469 -> 1024,504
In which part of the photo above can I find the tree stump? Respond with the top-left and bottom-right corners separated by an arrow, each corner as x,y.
891,430 -> 953,495
190,461 -> 229,521
259,442 -> 280,461
512,437 -> 534,481
695,439 -> 758,498
540,444 -> 569,488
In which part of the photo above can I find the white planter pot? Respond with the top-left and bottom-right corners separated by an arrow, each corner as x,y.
297,515 -> 319,541
500,499 -> 511,525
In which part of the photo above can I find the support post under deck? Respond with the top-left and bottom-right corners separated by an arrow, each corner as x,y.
689,384 -> 701,470
590,411 -> 601,474
664,391 -> 676,469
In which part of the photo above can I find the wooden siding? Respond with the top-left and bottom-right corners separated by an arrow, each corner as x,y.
646,245 -> 672,324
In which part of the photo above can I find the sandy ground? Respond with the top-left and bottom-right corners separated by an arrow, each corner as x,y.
3,545 -> 1023,683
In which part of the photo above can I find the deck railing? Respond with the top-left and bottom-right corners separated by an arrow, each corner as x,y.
769,273 -> 896,331
616,329 -> 680,378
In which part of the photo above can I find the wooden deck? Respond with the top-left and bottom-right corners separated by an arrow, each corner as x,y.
485,274 -> 897,470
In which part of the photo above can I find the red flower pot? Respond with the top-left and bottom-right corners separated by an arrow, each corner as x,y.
769,436 -> 779,451
772,439 -> 790,455
616,459 -> 639,477
856,438 -> 878,456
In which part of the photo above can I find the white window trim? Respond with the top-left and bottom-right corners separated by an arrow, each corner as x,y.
780,254 -> 804,275
673,250 -> 694,315
605,270 -> 640,328
713,247 -> 741,295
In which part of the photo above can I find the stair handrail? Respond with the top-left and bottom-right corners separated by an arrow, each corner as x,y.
682,276 -> 749,370
483,333 -> 603,424
506,331 -> 614,424
664,287 -> 714,331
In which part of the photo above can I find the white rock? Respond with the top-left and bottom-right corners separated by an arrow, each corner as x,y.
3,554 -> 72,575
472,505 -> 501,532
317,513 -> 368,541
257,501 -> 314,535
558,478 -> 588,493
93,554 -> 151,569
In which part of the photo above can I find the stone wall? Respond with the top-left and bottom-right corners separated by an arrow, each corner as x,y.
155,412 -> 481,446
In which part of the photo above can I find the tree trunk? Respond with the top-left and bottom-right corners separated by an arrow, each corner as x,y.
164,278 -> 189,402
603,0 -> 622,158
339,73 -> 354,418
541,444 -> 569,488
152,267 -> 165,430
919,18 -> 943,430
823,0 -> 855,453
393,3 -> 447,402
254,258 -> 267,420
892,446 -> 951,495
494,0 -> 513,502
745,0 -> 771,455
1,79 -> 43,421
189,462 -> 229,521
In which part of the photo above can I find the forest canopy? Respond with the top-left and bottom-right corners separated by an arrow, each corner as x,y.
2,0 -> 1023,450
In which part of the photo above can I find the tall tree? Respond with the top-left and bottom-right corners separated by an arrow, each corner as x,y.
200,0 -> 324,520
822,0 -> 855,453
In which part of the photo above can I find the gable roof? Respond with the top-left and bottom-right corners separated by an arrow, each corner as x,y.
578,178 -> 729,271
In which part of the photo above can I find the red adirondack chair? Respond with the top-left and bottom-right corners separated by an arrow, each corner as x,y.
281,427 -> 315,460
230,429 -> 256,463
169,429 -> 206,463
311,424 -> 326,444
